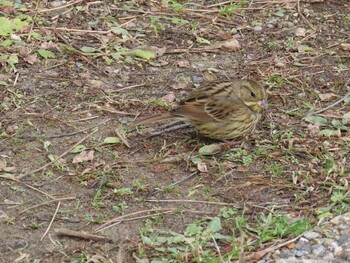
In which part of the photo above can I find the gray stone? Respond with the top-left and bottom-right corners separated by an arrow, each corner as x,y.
304,231 -> 321,240
311,244 -> 326,256
337,235 -> 349,246
296,238 -> 312,252
253,25 -> 263,31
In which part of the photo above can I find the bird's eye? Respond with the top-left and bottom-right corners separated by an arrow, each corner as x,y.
250,91 -> 256,97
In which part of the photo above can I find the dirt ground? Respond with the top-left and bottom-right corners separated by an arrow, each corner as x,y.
1,0 -> 350,262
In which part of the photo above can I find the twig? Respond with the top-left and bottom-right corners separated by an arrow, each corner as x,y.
37,0 -> 86,13
115,128 -> 130,148
19,196 -> 76,214
17,129 -> 98,179
297,0 -> 316,31
307,89 -> 350,116
148,171 -> 198,196
212,234 -> 224,263
146,199 -> 242,208
246,234 -> 304,261
48,118 -> 110,139
55,228 -> 113,243
41,201 -> 61,240
95,207 -> 216,233
110,83 -> 145,93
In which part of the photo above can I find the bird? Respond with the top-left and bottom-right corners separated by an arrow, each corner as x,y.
130,79 -> 268,140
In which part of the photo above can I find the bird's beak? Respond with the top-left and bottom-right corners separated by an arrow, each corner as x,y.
258,100 -> 268,109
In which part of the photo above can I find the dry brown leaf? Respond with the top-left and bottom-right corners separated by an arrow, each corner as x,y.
172,82 -> 188,90
206,38 -> 241,52
177,60 -> 190,68
162,92 -> 176,103
340,43 -> 350,51
318,93 -> 337,101
197,162 -> 208,173
72,150 -> 94,164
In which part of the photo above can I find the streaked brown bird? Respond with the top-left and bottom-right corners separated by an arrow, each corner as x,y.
130,79 -> 267,140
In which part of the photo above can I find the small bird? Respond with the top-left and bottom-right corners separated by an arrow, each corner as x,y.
130,79 -> 268,140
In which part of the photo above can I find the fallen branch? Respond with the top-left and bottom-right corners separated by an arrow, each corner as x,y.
55,228 -> 114,243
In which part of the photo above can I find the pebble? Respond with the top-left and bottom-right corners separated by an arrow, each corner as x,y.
253,25 -> 263,31
258,212 -> 350,263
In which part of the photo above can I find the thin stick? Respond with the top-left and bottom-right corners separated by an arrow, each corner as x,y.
149,171 -> 198,196
37,0 -> 85,13
17,129 -> 98,179
212,234 -> 224,263
247,234 -> 304,261
55,228 -> 113,243
146,199 -> 242,208
307,89 -> 350,115
115,128 -> 131,148
41,201 -> 61,240
110,83 -> 145,93
19,196 -> 76,214
297,0 -> 316,31
48,118 -> 110,139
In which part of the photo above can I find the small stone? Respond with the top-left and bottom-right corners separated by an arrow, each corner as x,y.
338,224 -> 348,230
337,235 -> 349,246
295,27 -> 306,37
323,252 -> 335,261
294,250 -> 305,257
296,238 -> 312,252
330,215 -> 342,225
311,244 -> 325,255
304,231 -> 320,240
253,25 -> 263,31
330,241 -> 340,249
334,246 -> 343,255
267,24 -> 274,29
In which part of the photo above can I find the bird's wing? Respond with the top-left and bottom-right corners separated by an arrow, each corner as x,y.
204,95 -> 250,121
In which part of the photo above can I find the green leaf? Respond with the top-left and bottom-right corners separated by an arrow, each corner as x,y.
103,137 -> 121,144
198,144 -> 224,156
304,116 -> 328,126
70,145 -> 87,153
111,52 -> 122,61
43,141 -> 51,151
0,81 -> 8,86
203,217 -> 222,235
319,129 -> 338,136
185,223 -> 203,236
0,17 -> 12,36
196,37 -> 211,45
1,39 -> 13,47
8,54 -> 18,66
37,49 -> 56,59
80,46 -> 98,53
132,49 -> 156,60
112,28 -> 128,35
342,112 -> 350,125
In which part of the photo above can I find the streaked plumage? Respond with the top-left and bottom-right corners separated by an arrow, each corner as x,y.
130,79 -> 267,140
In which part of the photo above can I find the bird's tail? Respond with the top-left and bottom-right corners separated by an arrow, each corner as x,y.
129,112 -> 176,128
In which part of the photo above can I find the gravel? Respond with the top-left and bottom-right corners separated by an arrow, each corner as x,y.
258,212 -> 350,263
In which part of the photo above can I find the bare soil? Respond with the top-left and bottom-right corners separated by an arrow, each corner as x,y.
1,0 -> 350,262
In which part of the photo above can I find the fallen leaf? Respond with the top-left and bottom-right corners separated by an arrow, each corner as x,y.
172,82 -> 188,90
205,38 -> 241,52
287,242 -> 296,249
295,27 -> 306,37
177,60 -> 190,68
198,144 -> 224,156
72,150 -> 94,164
340,43 -> 350,51
307,123 -> 320,137
150,164 -> 172,173
162,92 -> 176,103
197,162 -> 208,173
318,93 -> 337,101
